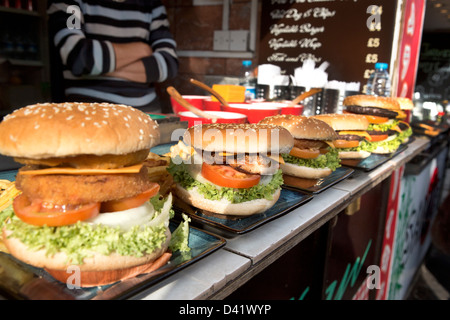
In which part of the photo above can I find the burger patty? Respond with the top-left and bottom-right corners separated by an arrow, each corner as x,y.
228,154 -> 279,175
15,166 -> 153,205
345,105 -> 398,119
367,129 -> 398,136
336,134 -> 365,141
398,122 -> 410,131
294,139 -> 329,150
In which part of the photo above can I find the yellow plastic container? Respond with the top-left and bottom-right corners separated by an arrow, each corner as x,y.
211,85 -> 246,103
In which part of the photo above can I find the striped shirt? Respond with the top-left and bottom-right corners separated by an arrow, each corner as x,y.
47,0 -> 178,111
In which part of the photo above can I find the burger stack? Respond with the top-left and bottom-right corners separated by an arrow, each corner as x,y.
0,102 -> 190,287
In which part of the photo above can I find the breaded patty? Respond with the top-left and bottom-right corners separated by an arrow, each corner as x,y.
15,166 -> 152,205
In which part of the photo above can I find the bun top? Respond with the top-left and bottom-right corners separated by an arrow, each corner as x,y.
0,102 -> 160,159
312,113 -> 369,131
343,95 -> 400,110
259,114 -> 338,141
183,122 -> 294,154
395,97 -> 414,110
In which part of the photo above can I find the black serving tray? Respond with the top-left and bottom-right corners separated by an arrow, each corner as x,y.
340,144 -> 409,172
173,188 -> 313,236
282,166 -> 354,194
0,223 -> 226,300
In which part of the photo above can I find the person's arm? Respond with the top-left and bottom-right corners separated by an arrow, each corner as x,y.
48,1 -> 150,77
112,42 -> 152,70
140,1 -> 179,84
106,60 -> 147,83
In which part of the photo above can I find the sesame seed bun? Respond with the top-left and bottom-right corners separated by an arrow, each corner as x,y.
343,95 -> 400,110
2,228 -> 172,287
395,97 -> 414,110
174,184 -> 281,216
183,122 -> 294,154
0,102 -> 160,160
280,162 -> 332,179
312,114 -> 369,131
258,114 -> 338,141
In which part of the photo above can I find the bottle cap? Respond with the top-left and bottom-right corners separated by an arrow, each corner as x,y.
375,62 -> 388,70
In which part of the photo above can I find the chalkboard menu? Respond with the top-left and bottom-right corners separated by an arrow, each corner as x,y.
258,0 -> 399,87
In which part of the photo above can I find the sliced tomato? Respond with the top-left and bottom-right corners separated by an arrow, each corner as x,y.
364,115 -> 389,124
333,140 -> 360,149
368,134 -> 388,142
289,147 -> 320,159
201,163 -> 260,189
100,183 -> 160,213
13,194 -> 100,227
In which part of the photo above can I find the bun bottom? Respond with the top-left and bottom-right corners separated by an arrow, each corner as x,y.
370,146 -> 398,154
46,251 -> 172,287
2,228 -> 171,287
338,150 -> 371,159
174,184 -> 280,216
281,162 -> 332,179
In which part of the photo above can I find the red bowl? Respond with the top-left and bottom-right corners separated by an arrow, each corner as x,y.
178,111 -> 247,127
203,98 -> 222,111
170,95 -> 209,114
251,101 -> 304,116
223,103 -> 281,123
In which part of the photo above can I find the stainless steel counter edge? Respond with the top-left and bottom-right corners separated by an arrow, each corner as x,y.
133,137 -> 431,300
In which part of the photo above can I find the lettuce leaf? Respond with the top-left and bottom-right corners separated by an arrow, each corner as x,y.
368,120 -> 399,132
167,159 -> 284,203
169,214 -> 191,253
1,194 -> 187,265
281,148 -> 341,171
361,138 -> 401,153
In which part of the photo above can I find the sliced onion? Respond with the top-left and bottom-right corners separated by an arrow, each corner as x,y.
86,193 -> 173,232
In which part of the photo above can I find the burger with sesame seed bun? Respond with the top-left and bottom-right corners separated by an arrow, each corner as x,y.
259,115 -> 341,179
167,123 -> 293,216
0,102 -> 190,287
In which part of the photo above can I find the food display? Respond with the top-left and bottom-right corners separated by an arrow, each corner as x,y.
0,102 -> 190,288
312,113 -> 372,159
167,123 -> 293,216
342,95 -> 411,154
259,114 -> 340,179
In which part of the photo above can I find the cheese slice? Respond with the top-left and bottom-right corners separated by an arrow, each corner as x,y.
338,131 -> 372,141
391,125 -> 402,133
324,141 -> 335,148
20,164 -> 144,176
267,153 -> 285,164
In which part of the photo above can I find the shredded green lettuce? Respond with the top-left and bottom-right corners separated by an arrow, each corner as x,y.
167,159 -> 284,204
169,214 -> 191,253
1,194 -> 190,265
361,137 -> 401,153
281,148 -> 341,171
397,127 -> 413,143
368,120 -> 399,132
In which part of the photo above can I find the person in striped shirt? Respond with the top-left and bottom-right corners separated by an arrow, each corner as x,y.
47,0 -> 178,112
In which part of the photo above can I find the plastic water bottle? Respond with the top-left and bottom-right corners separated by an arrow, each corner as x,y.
366,62 -> 391,97
239,60 -> 256,101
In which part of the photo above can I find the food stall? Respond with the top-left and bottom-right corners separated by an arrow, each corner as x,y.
0,0 -> 449,302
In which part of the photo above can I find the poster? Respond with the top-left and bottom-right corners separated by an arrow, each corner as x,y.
395,0 -> 426,99
387,146 -> 448,300
259,0 -> 398,85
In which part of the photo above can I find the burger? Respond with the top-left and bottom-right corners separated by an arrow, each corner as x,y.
259,115 -> 340,179
167,123 -> 293,216
394,97 -> 414,143
0,102 -> 190,287
343,95 -> 403,154
312,113 -> 372,159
